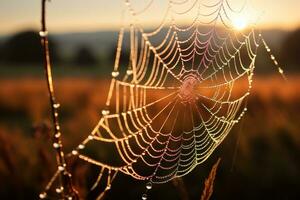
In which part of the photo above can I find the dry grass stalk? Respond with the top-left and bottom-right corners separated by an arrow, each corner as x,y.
40,0 -> 79,198
200,158 -> 221,200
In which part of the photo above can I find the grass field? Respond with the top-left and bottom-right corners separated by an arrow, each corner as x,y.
0,75 -> 299,199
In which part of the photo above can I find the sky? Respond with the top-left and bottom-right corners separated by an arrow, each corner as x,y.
0,0 -> 300,35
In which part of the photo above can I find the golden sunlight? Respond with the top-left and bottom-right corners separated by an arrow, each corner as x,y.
232,16 -> 248,30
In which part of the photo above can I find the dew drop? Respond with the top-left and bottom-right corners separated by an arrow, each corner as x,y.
102,109 -> 110,116
111,71 -> 120,78
53,143 -> 60,148
142,193 -> 147,200
58,166 -> 65,171
72,150 -> 78,155
39,192 -> 47,199
78,144 -> 85,149
127,69 -> 133,75
54,103 -> 60,108
55,132 -> 61,138
270,55 -> 275,60
88,135 -> 94,140
39,31 -> 48,37
56,187 -> 62,193
146,181 -> 152,190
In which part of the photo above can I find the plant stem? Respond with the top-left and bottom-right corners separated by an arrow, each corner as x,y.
40,0 -> 79,199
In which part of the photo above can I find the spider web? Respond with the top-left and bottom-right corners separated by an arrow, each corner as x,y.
40,0 -> 285,199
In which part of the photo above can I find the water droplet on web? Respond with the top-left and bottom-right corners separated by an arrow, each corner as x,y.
72,150 -> 78,155
58,165 -> 65,171
55,132 -> 61,138
88,135 -> 94,140
271,55 -> 275,60
53,143 -> 60,148
102,109 -> 110,116
39,192 -> 47,199
53,103 -> 60,108
111,71 -> 120,78
146,181 -> 152,190
127,69 -> 133,75
142,193 -> 147,200
56,187 -> 63,193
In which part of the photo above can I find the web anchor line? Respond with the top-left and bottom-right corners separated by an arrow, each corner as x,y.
259,33 -> 287,81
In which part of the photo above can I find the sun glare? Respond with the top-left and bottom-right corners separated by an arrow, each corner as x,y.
233,17 -> 248,30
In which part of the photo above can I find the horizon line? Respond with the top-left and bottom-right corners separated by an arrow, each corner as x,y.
0,23 -> 299,38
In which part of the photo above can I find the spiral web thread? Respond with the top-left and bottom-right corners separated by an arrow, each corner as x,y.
40,0 -> 286,199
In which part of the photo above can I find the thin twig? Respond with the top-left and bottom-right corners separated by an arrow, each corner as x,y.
40,0 -> 79,199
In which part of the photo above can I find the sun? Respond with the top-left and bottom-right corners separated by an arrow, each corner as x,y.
232,17 -> 248,30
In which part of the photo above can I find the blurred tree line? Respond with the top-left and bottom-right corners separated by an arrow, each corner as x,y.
0,30 -> 99,67
280,29 -> 300,69
0,28 -> 299,72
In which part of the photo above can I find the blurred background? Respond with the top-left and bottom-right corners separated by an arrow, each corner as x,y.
0,0 -> 299,199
